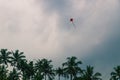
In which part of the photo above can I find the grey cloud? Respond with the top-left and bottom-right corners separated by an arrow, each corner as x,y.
39,0 -> 72,14
0,1 -> 120,80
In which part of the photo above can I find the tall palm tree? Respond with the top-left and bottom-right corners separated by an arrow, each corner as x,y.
0,56 -> 2,64
35,59 -> 55,80
34,72 -> 44,80
56,67 -> 64,80
110,66 -> 120,80
0,49 -> 12,67
0,65 -> 8,80
62,56 -> 82,80
25,61 -> 35,80
80,65 -> 102,80
15,59 -> 28,80
8,68 -> 21,80
16,60 -> 34,80
34,59 -> 44,80
11,50 -> 26,68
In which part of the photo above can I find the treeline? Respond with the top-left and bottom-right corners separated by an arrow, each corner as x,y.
0,49 -> 119,80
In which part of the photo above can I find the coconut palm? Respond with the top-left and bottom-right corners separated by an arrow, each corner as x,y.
0,65 -> 8,80
80,65 -> 102,80
17,60 -> 34,80
0,49 -> 12,67
8,68 -> 21,80
34,59 -> 44,80
62,56 -> 82,80
110,66 -> 120,80
34,72 -> 43,80
11,50 -> 26,68
56,67 -> 64,80
25,61 -> 35,80
16,60 -> 28,80
35,59 -> 55,80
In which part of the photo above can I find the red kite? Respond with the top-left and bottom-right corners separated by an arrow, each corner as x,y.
70,18 -> 76,28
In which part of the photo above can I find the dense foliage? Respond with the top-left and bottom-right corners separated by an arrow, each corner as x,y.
0,49 -> 118,80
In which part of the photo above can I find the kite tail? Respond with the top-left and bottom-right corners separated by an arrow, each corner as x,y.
72,22 -> 76,29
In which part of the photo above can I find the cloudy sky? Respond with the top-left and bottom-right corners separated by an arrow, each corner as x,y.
0,0 -> 120,79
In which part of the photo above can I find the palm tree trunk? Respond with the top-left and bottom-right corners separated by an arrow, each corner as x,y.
70,74 -> 72,80
58,75 -> 60,80
45,74 -> 46,80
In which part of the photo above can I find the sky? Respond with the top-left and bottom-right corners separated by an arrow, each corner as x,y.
0,0 -> 120,79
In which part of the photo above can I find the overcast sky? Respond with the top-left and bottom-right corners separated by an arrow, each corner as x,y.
0,0 -> 120,79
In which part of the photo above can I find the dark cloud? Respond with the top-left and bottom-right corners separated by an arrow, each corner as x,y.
82,32 -> 120,79
39,0 -> 72,14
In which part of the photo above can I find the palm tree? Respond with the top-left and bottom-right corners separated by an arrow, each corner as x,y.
63,72 -> 69,80
110,66 -> 120,80
25,61 -> 35,80
15,59 -> 28,80
62,56 -> 82,80
56,67 -> 64,80
0,56 -> 2,64
16,60 -> 34,80
34,72 -> 44,80
79,65 -> 102,80
0,65 -> 8,80
34,59 -> 44,80
11,50 -> 26,68
0,49 -> 12,67
8,68 -> 21,80
35,59 -> 55,80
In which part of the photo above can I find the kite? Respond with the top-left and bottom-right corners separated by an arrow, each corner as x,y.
70,18 -> 76,28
